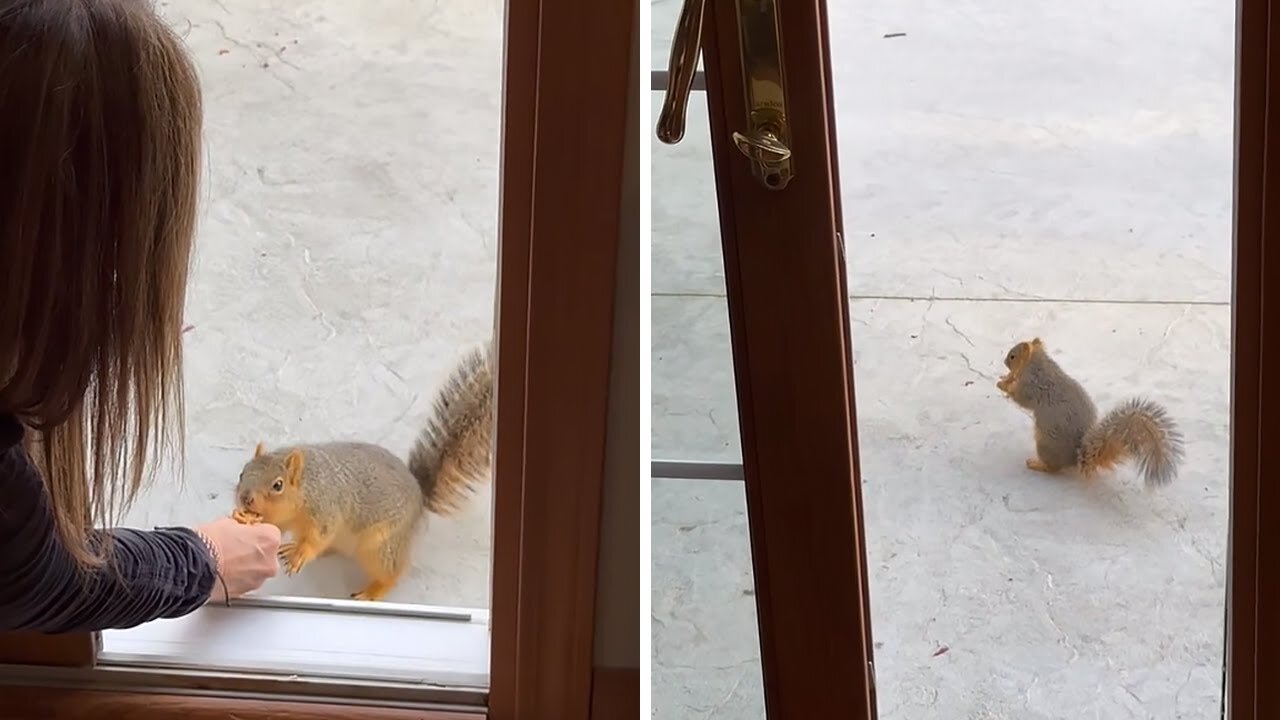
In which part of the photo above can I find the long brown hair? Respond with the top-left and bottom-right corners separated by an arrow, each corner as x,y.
0,0 -> 203,566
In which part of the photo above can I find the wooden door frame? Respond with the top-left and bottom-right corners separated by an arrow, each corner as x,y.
1227,0 -> 1279,715
693,0 -> 1276,717
700,0 -> 876,716
488,0 -> 635,716
0,0 -> 637,716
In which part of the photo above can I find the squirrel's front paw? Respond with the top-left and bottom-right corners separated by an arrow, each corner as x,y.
996,374 -> 1011,393
278,542 -> 315,576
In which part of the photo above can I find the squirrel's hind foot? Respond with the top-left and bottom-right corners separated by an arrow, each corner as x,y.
351,533 -> 408,601
1025,457 -> 1052,473
351,580 -> 394,601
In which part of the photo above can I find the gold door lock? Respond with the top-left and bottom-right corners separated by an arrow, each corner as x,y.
656,0 -> 794,190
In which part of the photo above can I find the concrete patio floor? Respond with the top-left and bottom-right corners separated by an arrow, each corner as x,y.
652,0 -> 1233,717
117,0 -> 505,609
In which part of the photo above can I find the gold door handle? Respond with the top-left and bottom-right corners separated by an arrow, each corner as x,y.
656,0 -> 794,190
656,0 -> 706,145
734,0 -> 792,189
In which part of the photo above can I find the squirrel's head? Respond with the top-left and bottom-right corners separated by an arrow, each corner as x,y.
1003,337 -> 1044,371
235,442 -> 305,527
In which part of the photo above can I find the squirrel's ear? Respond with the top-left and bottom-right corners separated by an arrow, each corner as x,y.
1030,337 -> 1044,349
284,448 -> 305,485
253,441 -> 267,458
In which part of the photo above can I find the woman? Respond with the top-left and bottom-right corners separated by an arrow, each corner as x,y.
0,0 -> 281,632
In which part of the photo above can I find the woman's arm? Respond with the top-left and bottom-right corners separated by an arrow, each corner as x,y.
0,417 -> 216,633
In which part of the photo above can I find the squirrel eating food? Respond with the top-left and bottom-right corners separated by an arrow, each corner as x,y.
996,338 -> 1184,487
231,342 -> 492,601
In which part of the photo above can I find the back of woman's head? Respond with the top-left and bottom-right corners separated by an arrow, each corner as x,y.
0,0 -> 203,565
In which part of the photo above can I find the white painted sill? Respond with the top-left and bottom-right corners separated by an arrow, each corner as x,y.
94,594 -> 489,705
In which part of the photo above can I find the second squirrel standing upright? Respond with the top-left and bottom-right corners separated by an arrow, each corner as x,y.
996,338 -> 1184,487
232,342 -> 492,601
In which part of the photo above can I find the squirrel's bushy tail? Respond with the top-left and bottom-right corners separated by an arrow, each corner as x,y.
1078,397 -> 1184,487
408,341 -> 494,514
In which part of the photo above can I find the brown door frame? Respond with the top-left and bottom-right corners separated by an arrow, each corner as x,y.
1227,0 -> 1279,715
488,0 -> 635,716
0,0 -> 637,717
699,0 -> 876,716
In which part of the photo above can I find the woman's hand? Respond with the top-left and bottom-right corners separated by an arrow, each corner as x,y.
194,517 -> 282,603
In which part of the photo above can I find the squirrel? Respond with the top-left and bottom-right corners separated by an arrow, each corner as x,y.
230,341 -> 493,601
996,337 -> 1184,487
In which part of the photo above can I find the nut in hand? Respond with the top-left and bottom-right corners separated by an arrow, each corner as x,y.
231,507 -> 264,525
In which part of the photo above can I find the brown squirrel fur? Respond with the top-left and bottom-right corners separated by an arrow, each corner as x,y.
231,342 -> 492,601
996,338 -> 1183,487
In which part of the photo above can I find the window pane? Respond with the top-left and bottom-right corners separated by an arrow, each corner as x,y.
827,0 -> 1232,715
652,91 -> 741,465
652,85 -> 762,716
653,479 -> 765,718
120,0 -> 502,611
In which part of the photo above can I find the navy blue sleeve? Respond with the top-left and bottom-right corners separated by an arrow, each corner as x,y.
0,415 -> 216,633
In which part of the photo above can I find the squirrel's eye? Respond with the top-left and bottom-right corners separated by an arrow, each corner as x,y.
271,478 -> 284,492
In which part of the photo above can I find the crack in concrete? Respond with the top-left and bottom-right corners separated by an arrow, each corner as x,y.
207,20 -> 297,92
945,314 -> 977,347
960,352 -> 997,381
